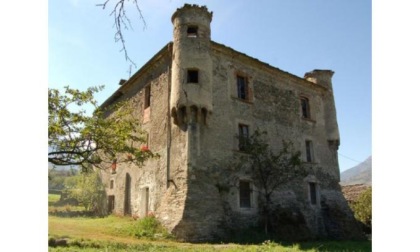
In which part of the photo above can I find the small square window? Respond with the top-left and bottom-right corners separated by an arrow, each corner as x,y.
237,75 -> 249,100
187,69 -> 199,83
187,26 -> 198,38
239,180 -> 252,208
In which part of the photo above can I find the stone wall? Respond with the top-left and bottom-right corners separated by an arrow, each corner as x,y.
99,4 -> 363,242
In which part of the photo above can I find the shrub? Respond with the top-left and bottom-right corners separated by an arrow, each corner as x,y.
350,187 -> 372,234
119,216 -> 173,240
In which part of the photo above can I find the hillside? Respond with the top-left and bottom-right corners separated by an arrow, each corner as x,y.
340,156 -> 372,186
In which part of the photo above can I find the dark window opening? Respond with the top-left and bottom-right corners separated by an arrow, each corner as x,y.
305,140 -> 313,162
187,26 -> 198,37
108,195 -> 115,213
110,180 -> 114,189
124,173 -> 131,215
145,187 -> 149,216
239,181 -> 252,208
237,75 -> 248,100
300,97 -> 310,119
309,182 -> 317,205
238,124 -> 249,151
145,85 -> 151,109
187,69 -> 199,83
201,108 -> 207,125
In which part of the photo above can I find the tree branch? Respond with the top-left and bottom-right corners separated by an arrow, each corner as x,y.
97,0 -> 147,74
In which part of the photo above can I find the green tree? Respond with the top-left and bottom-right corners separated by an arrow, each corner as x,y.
351,187 -> 372,233
64,169 -> 106,214
235,130 -> 304,234
48,86 -> 156,171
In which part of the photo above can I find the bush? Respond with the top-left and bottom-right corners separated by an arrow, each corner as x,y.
119,216 -> 173,240
350,187 -> 372,234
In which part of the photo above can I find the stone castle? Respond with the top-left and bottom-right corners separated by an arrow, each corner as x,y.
100,4 -> 362,241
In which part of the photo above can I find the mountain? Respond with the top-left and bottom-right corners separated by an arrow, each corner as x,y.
340,156 -> 372,186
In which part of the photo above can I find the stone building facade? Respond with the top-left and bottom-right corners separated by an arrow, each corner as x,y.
100,4 -> 362,241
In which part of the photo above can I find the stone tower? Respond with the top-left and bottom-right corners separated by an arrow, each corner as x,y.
170,4 -> 213,126
304,69 -> 341,179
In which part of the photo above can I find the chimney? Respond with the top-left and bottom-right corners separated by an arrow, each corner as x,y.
119,79 -> 127,86
304,69 -> 334,91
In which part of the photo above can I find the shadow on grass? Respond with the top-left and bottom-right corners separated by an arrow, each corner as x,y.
48,209 -> 102,218
48,198 -> 106,218
208,227 -> 371,252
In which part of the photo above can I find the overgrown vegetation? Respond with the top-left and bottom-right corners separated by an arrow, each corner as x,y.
116,215 -> 174,240
63,169 -> 106,214
225,130 -> 305,235
350,187 -> 372,234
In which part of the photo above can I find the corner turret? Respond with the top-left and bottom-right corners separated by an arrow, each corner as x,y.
170,4 -> 213,127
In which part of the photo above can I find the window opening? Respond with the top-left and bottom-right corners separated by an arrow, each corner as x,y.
239,181 -> 252,208
300,97 -> 310,119
187,26 -> 198,38
110,180 -> 114,189
309,182 -> 317,205
237,75 -> 248,100
124,173 -> 131,215
201,108 -> 207,125
238,124 -> 249,151
145,85 -> 151,109
108,195 -> 115,213
187,69 -> 199,83
305,140 -> 313,162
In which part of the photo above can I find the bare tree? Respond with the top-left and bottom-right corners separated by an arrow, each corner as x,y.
97,0 -> 147,74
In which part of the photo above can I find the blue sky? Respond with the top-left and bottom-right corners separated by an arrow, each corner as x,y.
7,1 -> 420,250
48,0 -> 372,173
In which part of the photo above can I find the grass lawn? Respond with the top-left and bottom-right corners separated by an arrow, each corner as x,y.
48,194 -> 371,251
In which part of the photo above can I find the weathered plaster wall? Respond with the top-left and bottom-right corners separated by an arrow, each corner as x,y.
171,43 -> 360,240
100,3 -> 362,242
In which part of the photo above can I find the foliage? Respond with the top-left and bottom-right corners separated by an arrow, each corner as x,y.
239,130 -> 303,197
350,187 -> 372,232
64,170 -> 106,214
49,194 -> 61,205
48,86 -> 157,171
48,167 -> 77,191
236,130 -> 304,233
117,216 -> 173,240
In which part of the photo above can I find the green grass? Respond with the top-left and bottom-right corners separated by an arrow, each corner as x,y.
48,194 -> 371,252
49,193 -> 61,206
